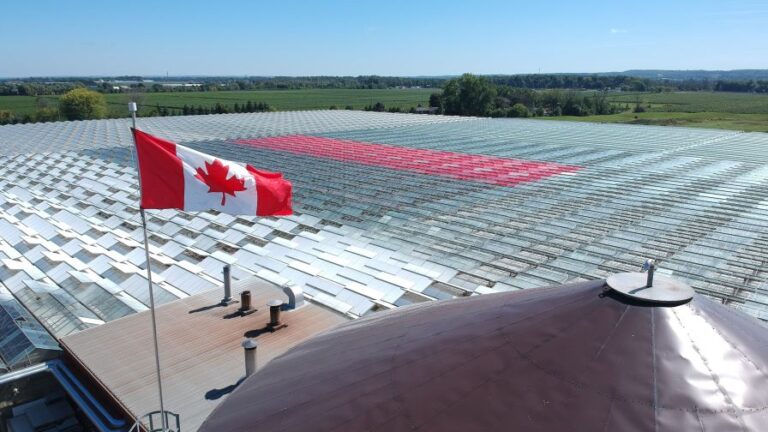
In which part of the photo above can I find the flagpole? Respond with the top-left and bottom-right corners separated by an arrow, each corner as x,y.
129,102 -> 169,432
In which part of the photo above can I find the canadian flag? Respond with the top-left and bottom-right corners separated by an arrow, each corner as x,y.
132,129 -> 292,216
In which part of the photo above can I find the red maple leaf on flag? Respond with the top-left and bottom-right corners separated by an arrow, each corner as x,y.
195,159 -> 247,206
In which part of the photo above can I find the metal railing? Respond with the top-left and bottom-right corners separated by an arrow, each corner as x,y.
130,411 -> 181,432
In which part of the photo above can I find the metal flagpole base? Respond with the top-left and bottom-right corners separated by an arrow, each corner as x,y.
220,298 -> 239,306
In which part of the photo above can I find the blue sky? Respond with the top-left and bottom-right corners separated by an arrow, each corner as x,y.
1,0 -> 766,77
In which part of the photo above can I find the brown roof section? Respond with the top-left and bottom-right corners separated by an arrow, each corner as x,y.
59,278 -> 348,431
200,279 -> 768,432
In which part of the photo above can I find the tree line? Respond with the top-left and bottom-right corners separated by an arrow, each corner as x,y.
428,74 -> 620,118
4,74 -> 768,97
176,101 -> 272,116
1,73 -> 765,125
0,76 -> 443,96
0,88 -> 275,125
0,81 -> 79,96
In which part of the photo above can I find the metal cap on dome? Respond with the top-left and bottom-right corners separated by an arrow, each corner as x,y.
606,259 -> 695,306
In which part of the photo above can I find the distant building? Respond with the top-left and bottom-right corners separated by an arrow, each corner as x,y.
413,106 -> 439,114
161,83 -> 202,88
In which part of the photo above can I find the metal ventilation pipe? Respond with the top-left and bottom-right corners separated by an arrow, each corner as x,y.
220,264 -> 235,305
267,299 -> 287,331
241,339 -> 257,377
282,285 -> 305,309
268,300 -> 283,327
241,290 -> 252,312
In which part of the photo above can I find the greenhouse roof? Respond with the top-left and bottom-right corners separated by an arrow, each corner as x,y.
0,111 -> 767,341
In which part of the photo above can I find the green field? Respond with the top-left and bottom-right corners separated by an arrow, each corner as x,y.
1,88 -> 435,118
0,95 -> 46,116
552,91 -> 768,132
600,91 -> 768,114
542,111 -> 768,133
2,89 -> 766,132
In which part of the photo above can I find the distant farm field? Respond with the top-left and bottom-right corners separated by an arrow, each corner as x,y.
556,91 -> 768,132
0,88 -> 435,118
0,96 -> 43,116
542,111 -> 768,133
2,89 -> 766,132
598,91 -> 768,114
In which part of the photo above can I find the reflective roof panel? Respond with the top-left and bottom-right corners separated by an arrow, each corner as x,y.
0,111 -> 766,342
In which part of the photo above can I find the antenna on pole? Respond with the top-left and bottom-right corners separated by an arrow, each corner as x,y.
642,259 -> 655,287
128,102 -> 171,432
605,259 -> 694,306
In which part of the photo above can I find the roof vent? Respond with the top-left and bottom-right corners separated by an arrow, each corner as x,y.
241,338 -> 257,377
282,285 -> 305,310
605,259 -> 695,306
238,290 -> 256,316
267,299 -> 287,332
220,264 -> 237,306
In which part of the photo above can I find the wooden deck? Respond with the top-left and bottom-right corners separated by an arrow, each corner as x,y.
60,278 -> 348,431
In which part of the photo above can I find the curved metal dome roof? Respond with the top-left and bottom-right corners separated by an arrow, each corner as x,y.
200,279 -> 768,432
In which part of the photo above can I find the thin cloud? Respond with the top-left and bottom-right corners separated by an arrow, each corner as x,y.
610,28 -> 628,34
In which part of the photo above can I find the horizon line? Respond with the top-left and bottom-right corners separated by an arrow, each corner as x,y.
3,68 -> 768,80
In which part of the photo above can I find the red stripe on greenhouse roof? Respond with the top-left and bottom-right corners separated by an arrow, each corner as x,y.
235,135 -> 582,187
